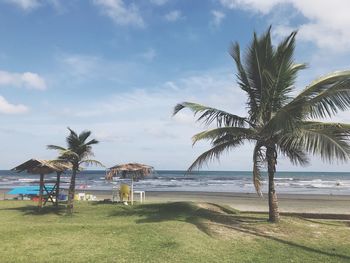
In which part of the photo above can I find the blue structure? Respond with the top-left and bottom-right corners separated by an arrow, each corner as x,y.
8,186 -> 54,196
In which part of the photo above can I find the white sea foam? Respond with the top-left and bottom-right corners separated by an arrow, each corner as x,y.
1,170 -> 350,195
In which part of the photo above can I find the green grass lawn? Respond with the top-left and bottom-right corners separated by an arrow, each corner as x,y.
0,201 -> 349,263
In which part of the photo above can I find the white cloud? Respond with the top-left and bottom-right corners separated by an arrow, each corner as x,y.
210,10 -> 226,27
164,10 -> 183,22
150,0 -> 168,5
49,67 -> 240,116
218,0 -> 350,51
219,0 -> 285,14
3,0 -> 62,11
56,69 -> 246,125
60,54 -> 101,77
93,0 -> 144,27
0,96 -> 28,114
56,52 -> 154,85
47,0 -> 64,12
140,48 -> 157,61
45,69 -> 250,169
3,0 -> 40,10
0,70 -> 46,90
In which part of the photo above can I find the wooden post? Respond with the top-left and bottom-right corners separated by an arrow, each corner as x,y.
131,178 -> 134,205
56,172 -> 61,207
39,173 -> 44,208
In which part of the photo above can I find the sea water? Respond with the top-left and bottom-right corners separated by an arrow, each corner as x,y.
0,170 -> 350,195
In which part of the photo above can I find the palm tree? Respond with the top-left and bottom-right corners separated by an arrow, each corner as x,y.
48,128 -> 102,214
173,28 -> 350,223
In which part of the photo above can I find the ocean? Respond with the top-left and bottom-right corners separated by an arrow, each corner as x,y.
1,170 -> 350,195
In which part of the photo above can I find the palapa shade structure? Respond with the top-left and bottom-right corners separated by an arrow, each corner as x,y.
106,163 -> 154,205
106,163 -> 154,180
12,159 -> 71,208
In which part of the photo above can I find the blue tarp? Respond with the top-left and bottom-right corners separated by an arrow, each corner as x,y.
7,186 -> 54,195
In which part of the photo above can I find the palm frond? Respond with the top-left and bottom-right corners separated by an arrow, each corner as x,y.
79,159 -> 105,167
229,42 -> 251,93
174,102 -> 248,127
47,145 -> 66,151
188,140 -> 243,172
279,122 -> 350,162
57,149 -> 80,161
66,127 -> 80,150
307,78 -> 350,118
85,139 -> 99,146
276,140 -> 309,166
229,41 -> 258,117
67,127 -> 78,138
296,70 -> 350,100
277,71 -> 350,120
192,127 -> 255,145
261,72 -> 350,135
270,30 -> 306,108
78,130 -> 92,143
302,121 -> 350,130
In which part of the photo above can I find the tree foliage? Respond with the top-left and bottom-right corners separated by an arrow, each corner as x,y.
174,28 -> 350,196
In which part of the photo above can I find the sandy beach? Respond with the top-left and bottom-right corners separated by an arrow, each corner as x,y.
1,189 -> 349,214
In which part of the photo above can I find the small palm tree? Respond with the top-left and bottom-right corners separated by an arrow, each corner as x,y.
174,28 -> 350,222
48,128 -> 103,214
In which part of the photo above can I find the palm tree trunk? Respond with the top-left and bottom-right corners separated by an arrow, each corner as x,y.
67,168 -> 77,215
266,145 -> 280,223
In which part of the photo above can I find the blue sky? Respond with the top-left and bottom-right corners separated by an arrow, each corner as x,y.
1,0 -> 350,171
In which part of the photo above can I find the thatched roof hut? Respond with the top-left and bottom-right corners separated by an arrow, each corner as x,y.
106,163 -> 154,205
12,159 -> 71,207
12,159 -> 70,175
106,163 -> 154,181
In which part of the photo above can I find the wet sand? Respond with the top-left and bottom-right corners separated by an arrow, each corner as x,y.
1,189 -> 349,214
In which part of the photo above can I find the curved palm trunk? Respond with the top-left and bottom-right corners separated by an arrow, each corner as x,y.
67,167 -> 77,215
266,145 -> 280,223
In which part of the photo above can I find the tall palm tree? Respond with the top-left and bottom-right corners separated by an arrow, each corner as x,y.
173,28 -> 350,223
48,128 -> 102,214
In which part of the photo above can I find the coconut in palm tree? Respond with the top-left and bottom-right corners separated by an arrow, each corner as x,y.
174,27 -> 350,222
48,128 -> 103,214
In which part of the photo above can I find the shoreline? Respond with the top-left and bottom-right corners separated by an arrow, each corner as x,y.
1,189 -> 349,214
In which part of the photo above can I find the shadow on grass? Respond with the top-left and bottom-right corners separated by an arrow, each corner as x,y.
92,200 -> 115,205
300,217 -> 350,227
0,204 -> 66,215
110,202 -> 350,261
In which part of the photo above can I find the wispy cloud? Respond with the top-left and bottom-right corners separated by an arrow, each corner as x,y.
55,69 -> 246,123
55,52 -> 156,87
92,0 -> 145,27
164,10 -> 183,22
3,0 -> 62,11
3,0 -> 40,10
149,0 -> 168,5
42,68 -> 248,168
140,48 -> 157,61
0,70 -> 46,90
218,0 -> 350,51
59,54 -> 101,78
210,10 -> 225,27
0,95 -> 28,114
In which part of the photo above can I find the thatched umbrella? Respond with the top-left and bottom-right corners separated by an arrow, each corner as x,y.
12,159 -> 70,207
106,163 -> 154,204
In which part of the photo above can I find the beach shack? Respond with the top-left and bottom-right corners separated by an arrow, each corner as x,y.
106,163 -> 154,205
11,159 -> 70,208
